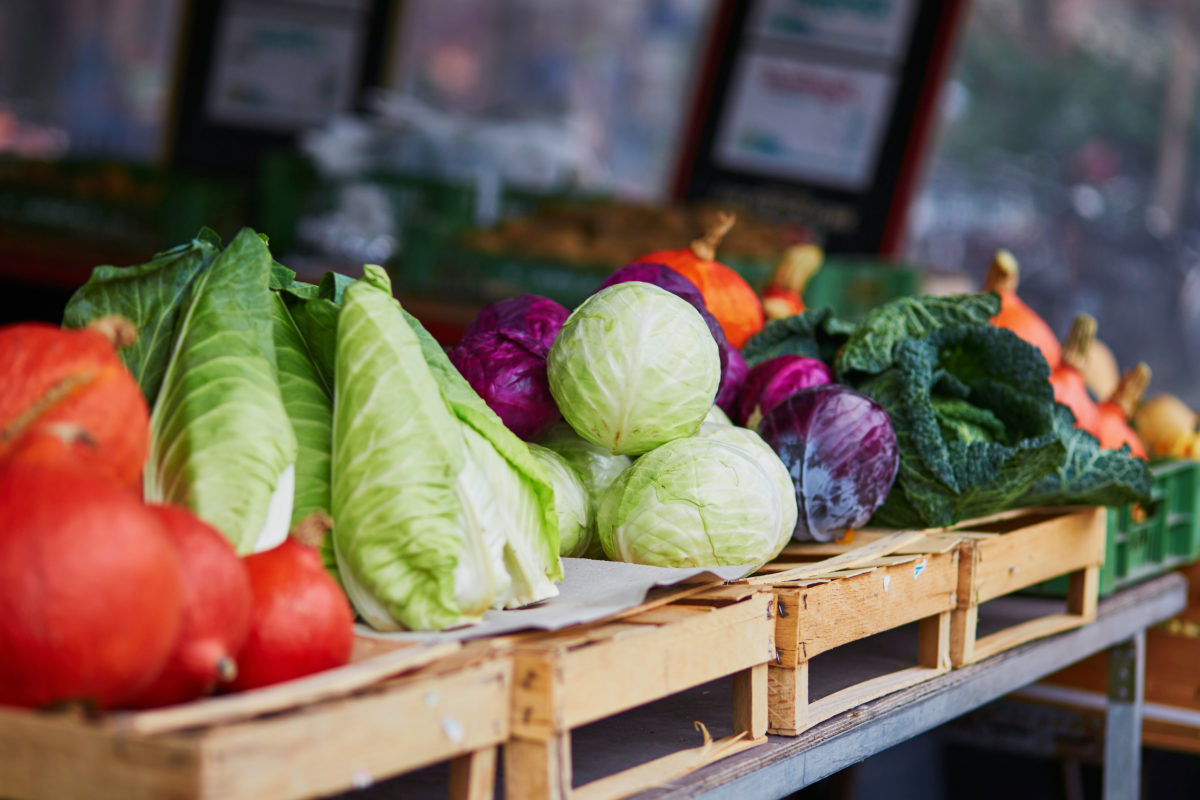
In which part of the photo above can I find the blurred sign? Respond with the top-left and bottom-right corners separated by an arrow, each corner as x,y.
675,0 -> 967,255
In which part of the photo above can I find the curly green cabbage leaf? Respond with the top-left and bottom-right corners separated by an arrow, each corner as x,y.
693,421 -> 798,554
547,282 -> 719,455
62,229 -> 223,407
527,443 -> 591,557
857,324 -> 1065,528
741,307 -> 856,369
596,437 -> 788,570
143,228 -> 298,554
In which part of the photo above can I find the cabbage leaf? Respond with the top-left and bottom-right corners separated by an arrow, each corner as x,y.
144,228 -> 297,553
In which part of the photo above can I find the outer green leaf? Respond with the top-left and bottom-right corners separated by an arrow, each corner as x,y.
271,292 -> 334,527
144,228 -> 298,554
62,229 -> 222,406
537,422 -> 632,559
860,324 -> 1065,528
528,443 -> 591,558
1018,404 -> 1153,509
835,293 -> 1001,379
741,308 -> 856,369
402,305 -> 564,593
330,266 -> 508,631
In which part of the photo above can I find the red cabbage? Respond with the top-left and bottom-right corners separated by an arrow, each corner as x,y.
448,329 -> 561,440
597,262 -> 729,380
737,354 -> 832,427
758,384 -> 898,542
716,339 -> 748,417
462,294 -> 569,356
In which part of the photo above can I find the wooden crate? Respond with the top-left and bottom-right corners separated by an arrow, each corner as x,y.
947,506 -> 1107,667
738,529 -> 960,735
505,586 -> 775,800
0,638 -> 510,800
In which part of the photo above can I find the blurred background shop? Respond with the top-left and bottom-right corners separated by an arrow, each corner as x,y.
5,1 -> 1200,797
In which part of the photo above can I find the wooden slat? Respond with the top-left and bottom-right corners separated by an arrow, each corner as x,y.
571,733 -> 763,800
968,507 -> 1106,604
448,747 -> 498,800
969,612 -> 1090,664
739,531 -> 930,586
774,551 -> 958,665
733,664 -> 769,739
804,665 -> 946,729
193,658 -> 511,800
105,641 -> 462,736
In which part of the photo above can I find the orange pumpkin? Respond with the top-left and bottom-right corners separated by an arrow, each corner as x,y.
1096,363 -> 1150,459
761,244 -> 822,321
0,317 -> 148,491
637,212 -> 764,349
1050,314 -> 1100,434
984,250 -> 1061,368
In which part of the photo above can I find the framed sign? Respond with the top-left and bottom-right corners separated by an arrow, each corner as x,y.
674,0 -> 969,255
168,0 -> 394,174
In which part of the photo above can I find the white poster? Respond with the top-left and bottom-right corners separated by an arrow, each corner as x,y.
714,53 -> 897,190
750,0 -> 919,60
205,1 -> 368,131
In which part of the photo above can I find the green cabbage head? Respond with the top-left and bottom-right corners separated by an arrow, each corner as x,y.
596,437 -> 790,570
527,443 -> 591,557
547,282 -> 719,456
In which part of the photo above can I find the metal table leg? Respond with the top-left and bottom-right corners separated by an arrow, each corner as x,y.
1104,631 -> 1145,799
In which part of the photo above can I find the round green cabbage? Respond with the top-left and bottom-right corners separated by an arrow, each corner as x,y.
693,421 -> 798,554
596,437 -> 789,569
527,443 -> 591,558
547,282 -> 720,456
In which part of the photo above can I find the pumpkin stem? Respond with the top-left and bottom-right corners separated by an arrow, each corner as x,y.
690,212 -> 736,261
85,316 -> 138,350
1061,314 -> 1096,372
769,244 -> 823,294
1109,363 -> 1151,419
291,510 -> 334,550
983,250 -> 1019,294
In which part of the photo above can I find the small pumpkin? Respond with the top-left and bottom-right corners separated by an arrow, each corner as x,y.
124,504 -> 253,709
636,212 -> 764,349
984,250 -> 1061,368
1097,363 -> 1150,459
761,244 -> 822,321
0,317 -> 148,491
231,512 -> 354,692
0,462 -> 184,710
1050,314 -> 1100,434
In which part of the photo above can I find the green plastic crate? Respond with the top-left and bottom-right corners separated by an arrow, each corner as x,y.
1029,459 -> 1200,597
805,258 -> 921,323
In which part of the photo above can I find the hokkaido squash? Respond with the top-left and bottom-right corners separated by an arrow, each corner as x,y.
1097,363 -> 1150,459
761,244 -> 822,321
984,250 -> 1061,368
0,317 -> 148,491
231,513 -> 354,692
0,462 -> 184,710
1050,314 -> 1100,434
636,212 -> 764,349
124,504 -> 253,708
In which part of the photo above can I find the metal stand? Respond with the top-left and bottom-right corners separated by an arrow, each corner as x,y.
1104,632 -> 1146,799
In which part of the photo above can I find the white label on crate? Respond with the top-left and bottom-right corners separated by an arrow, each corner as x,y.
914,560 -> 927,580
883,575 -> 891,593
442,717 -> 465,743
425,691 -> 438,708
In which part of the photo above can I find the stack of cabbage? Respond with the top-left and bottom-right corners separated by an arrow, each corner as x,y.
542,282 -> 798,570
62,229 -> 561,631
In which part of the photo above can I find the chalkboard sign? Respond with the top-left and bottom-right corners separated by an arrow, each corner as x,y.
674,0 -> 968,255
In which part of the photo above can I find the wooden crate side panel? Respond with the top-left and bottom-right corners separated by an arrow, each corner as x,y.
556,595 -> 774,731
195,659 -> 510,800
775,551 -> 958,665
971,509 -> 1106,603
0,709 -> 200,800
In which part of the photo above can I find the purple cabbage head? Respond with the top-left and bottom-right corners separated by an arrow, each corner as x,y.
737,354 -> 833,428
758,384 -> 899,542
461,294 -> 570,356
597,262 -> 729,380
449,329 -> 562,440
715,339 -> 748,417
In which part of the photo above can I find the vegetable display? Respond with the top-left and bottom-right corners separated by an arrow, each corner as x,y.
758,385 -> 898,542
548,282 -> 719,456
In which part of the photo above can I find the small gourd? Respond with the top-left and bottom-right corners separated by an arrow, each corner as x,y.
1049,314 -> 1100,434
984,250 -> 1061,368
1097,363 -> 1150,459
636,212 -> 764,349
761,244 -> 822,321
